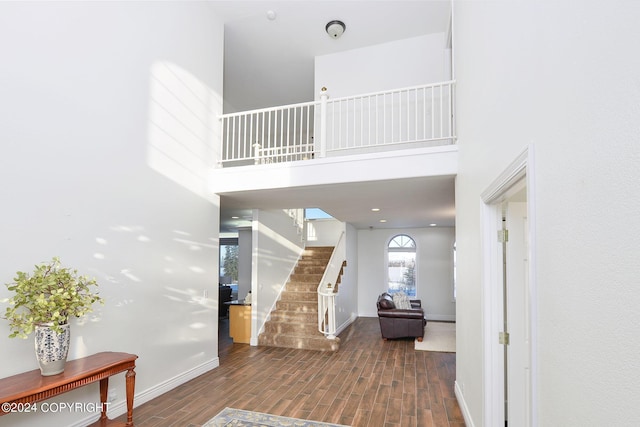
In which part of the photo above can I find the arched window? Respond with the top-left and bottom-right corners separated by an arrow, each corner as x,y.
387,234 -> 417,296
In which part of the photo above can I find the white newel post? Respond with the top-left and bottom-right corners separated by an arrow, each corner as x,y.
318,283 -> 337,340
253,143 -> 262,164
319,87 -> 329,158
327,288 -> 337,340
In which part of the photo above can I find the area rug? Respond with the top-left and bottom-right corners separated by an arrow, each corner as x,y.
414,321 -> 456,352
203,407 -> 350,427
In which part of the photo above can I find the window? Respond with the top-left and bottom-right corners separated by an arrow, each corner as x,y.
387,234 -> 417,297
219,237 -> 238,296
305,207 -> 333,219
220,244 -> 238,282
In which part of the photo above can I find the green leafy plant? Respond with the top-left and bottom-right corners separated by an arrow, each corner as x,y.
3,257 -> 104,339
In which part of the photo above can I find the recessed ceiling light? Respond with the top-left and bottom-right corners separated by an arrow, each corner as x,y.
371,208 -> 380,212
379,219 -> 387,223
430,223 -> 437,227
231,216 -> 240,219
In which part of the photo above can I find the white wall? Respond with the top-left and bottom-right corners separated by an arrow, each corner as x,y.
335,223 -> 359,332
306,218 -> 344,247
357,227 -> 456,320
251,209 -> 305,342
315,33 -> 449,98
454,1 -> 640,425
0,2 -> 223,426
314,34 -> 452,155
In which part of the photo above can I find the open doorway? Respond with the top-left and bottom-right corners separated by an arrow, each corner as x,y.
481,147 -> 537,426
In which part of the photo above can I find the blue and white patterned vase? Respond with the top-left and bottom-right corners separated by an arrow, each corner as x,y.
34,323 -> 70,376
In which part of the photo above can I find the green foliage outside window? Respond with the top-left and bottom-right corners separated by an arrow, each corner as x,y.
222,245 -> 239,282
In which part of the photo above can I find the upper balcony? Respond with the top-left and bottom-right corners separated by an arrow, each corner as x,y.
218,80 -> 455,167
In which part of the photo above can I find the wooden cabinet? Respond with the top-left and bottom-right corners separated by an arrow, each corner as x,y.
228,302 -> 251,344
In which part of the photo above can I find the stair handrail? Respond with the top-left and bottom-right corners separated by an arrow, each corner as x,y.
317,231 -> 346,339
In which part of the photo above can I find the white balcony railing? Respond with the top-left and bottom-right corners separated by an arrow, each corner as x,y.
219,80 -> 455,165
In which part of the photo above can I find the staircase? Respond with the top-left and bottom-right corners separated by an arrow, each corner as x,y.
258,246 -> 341,352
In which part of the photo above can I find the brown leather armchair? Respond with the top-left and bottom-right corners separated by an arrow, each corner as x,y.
376,293 -> 427,341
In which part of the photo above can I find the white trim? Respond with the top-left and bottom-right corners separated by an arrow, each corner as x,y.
526,148 -> 538,427
220,144 -> 457,174
481,200 -> 504,426
455,380 -> 475,427
71,358 -> 220,427
250,211 -> 260,345
481,149 -> 527,205
449,0 -> 455,79
480,146 -> 538,427
335,313 -> 357,336
210,145 -> 458,194
426,314 -> 456,322
385,233 -> 418,297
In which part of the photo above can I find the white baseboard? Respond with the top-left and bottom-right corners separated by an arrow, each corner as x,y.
335,313 -> 357,336
454,380 -> 475,427
70,357 -> 220,427
426,314 -> 456,322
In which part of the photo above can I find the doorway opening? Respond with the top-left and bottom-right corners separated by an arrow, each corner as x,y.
481,147 -> 537,427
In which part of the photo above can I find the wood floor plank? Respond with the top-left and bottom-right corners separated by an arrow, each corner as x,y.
308,401 -> 331,421
352,407 -> 372,427
369,400 -> 389,427
402,390 -> 417,418
386,397 -> 403,424
375,383 -> 392,405
117,317 -> 464,426
417,407 -> 436,427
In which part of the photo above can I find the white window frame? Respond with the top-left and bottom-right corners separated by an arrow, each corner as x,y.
386,234 -> 417,297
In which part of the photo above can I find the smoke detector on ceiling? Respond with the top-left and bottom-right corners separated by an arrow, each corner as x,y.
325,20 -> 346,39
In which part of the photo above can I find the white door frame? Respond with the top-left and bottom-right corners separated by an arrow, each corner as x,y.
480,146 -> 538,427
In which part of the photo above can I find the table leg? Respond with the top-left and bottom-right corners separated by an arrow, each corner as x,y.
125,367 -> 136,426
99,377 -> 109,421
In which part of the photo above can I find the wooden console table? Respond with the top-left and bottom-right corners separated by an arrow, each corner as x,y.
0,351 -> 138,426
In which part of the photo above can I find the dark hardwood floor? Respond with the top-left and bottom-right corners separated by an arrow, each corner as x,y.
117,317 -> 465,426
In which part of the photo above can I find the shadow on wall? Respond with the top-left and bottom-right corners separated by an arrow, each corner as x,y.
147,61 -> 222,199
81,225 -> 218,353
